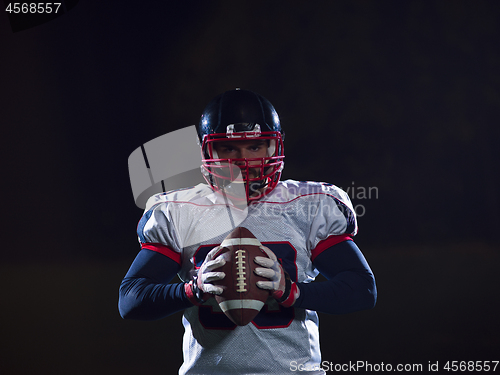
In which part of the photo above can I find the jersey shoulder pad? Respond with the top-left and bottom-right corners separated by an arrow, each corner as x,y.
278,179 -> 349,201
143,183 -> 212,211
138,184 -> 211,248
271,179 -> 322,201
285,180 -> 357,237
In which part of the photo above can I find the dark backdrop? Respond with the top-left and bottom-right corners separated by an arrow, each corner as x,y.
1,1 -> 499,374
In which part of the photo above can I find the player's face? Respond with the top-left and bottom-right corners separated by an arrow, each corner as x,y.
209,139 -> 271,201
213,139 -> 269,178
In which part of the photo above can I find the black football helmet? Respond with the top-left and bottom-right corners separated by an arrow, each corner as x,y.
197,89 -> 285,202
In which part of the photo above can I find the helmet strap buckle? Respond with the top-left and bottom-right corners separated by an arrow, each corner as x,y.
226,124 -> 261,138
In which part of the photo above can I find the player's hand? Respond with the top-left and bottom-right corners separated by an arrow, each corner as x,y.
254,246 -> 300,307
185,246 -> 226,305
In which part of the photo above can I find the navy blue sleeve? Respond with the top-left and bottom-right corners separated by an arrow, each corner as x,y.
294,240 -> 377,314
119,249 -> 193,321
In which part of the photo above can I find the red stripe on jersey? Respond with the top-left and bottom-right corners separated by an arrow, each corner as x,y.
311,234 -> 352,261
141,243 -> 181,264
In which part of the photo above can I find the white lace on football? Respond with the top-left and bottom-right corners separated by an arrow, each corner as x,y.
235,249 -> 247,292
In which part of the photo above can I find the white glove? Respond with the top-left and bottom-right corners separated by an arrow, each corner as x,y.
185,246 -> 226,305
254,246 -> 300,307
196,246 -> 226,295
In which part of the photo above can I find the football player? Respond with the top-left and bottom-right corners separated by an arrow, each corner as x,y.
119,89 -> 377,375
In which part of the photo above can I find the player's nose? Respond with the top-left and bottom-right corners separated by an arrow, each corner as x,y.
240,148 -> 253,159
234,149 -> 249,163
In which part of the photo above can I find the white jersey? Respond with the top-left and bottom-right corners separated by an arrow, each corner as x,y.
138,179 -> 358,375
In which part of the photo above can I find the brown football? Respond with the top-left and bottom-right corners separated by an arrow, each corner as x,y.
213,226 -> 270,326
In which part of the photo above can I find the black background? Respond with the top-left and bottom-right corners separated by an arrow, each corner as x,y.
1,1 -> 499,374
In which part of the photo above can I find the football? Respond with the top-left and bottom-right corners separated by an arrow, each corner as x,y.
213,226 -> 270,326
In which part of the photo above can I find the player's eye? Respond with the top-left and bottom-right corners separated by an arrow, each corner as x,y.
249,144 -> 264,152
